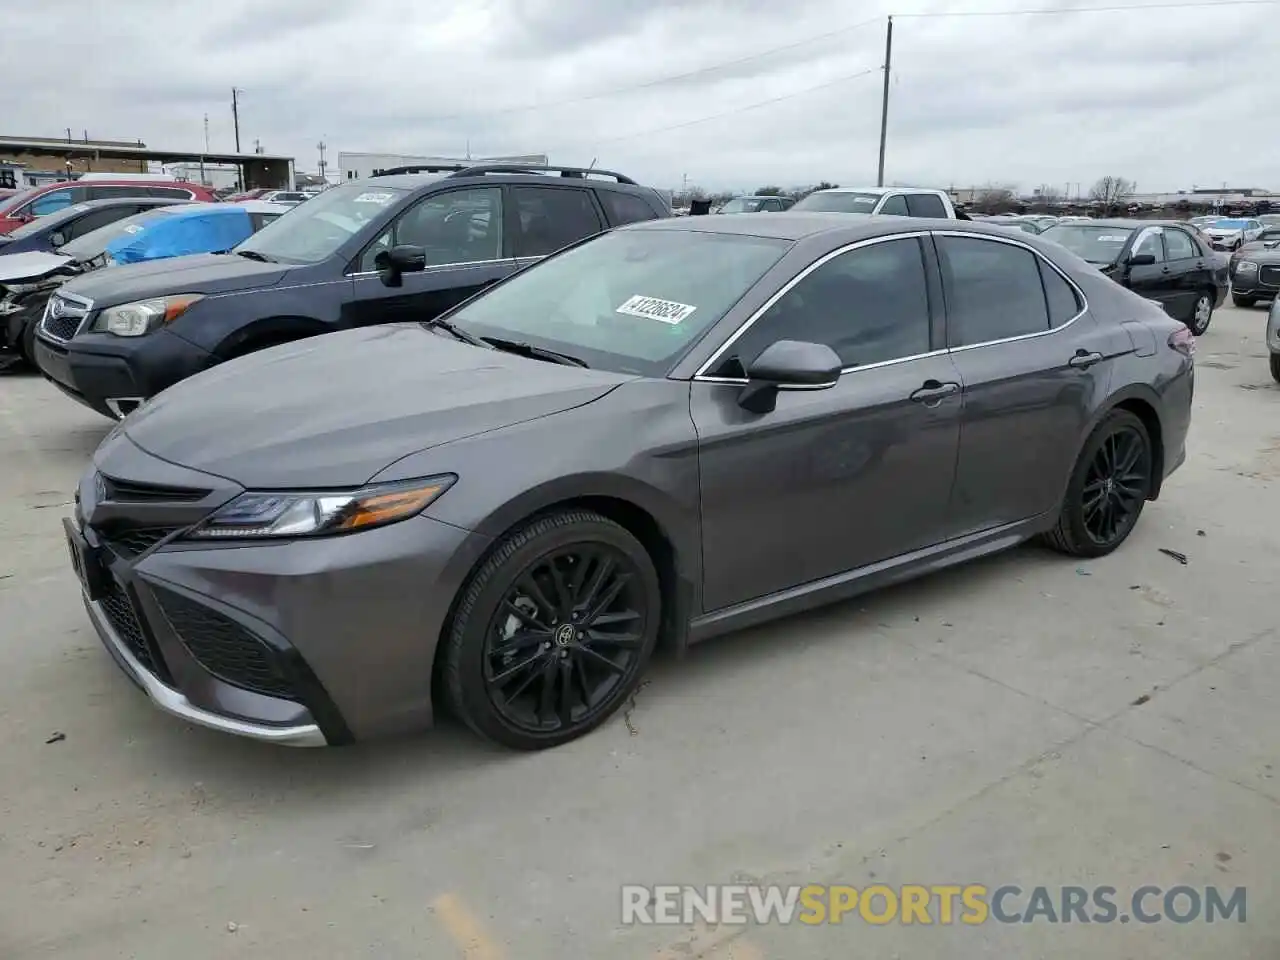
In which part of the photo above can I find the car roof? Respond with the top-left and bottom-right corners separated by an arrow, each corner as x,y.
1047,218 -> 1188,229
627,211 -> 1027,243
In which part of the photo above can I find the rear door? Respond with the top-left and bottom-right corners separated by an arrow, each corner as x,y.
935,232 -> 1127,538
507,184 -> 605,272
344,185 -> 515,327
1161,226 -> 1208,322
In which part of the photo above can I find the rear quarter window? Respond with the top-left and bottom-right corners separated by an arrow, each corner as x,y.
599,190 -> 662,226
905,193 -> 948,218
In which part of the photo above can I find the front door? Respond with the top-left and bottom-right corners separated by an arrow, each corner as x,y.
933,233 -> 1131,537
692,235 -> 962,612
344,186 -> 515,328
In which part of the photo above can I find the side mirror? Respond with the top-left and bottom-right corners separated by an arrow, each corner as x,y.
375,244 -> 427,288
1127,252 -> 1156,267
737,339 -> 842,414
49,230 -> 66,248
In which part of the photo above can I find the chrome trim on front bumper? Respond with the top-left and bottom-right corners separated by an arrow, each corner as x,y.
103,397 -> 144,420
85,592 -> 328,747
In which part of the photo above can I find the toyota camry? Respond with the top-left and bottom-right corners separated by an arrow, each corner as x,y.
65,213 -> 1195,749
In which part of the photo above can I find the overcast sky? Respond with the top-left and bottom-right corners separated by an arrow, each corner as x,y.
8,0 -> 1274,193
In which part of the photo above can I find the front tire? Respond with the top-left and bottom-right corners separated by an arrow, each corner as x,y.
442,509 -> 661,750
1232,293 -> 1256,308
1270,353 -> 1280,384
1042,409 -> 1153,558
1187,290 -> 1214,335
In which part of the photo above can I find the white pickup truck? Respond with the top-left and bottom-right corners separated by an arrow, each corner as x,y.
791,186 -> 962,219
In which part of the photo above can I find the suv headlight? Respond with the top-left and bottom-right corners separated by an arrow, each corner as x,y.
1235,260 -> 1258,274
90,294 -> 204,337
185,476 -> 456,540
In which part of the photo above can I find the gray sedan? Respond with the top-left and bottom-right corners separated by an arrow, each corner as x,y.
65,214 -> 1195,749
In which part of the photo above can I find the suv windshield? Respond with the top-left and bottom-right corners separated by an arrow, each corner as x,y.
1041,224 -> 1135,265
234,182 -> 407,264
446,228 -> 790,376
58,207 -> 185,261
791,191 -> 882,214
719,198 -> 769,213
1212,219 -> 1250,229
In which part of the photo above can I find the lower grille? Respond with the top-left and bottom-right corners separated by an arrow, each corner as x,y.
100,527 -> 181,559
1259,265 -> 1280,287
152,587 -> 297,701
100,584 -> 154,672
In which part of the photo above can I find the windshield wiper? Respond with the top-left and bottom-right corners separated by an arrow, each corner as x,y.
420,316 -> 489,348
481,336 -> 589,368
235,249 -> 274,263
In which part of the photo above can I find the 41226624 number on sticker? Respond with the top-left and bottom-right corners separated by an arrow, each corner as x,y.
615,295 -> 698,325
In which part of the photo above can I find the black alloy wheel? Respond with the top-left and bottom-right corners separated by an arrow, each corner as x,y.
1043,409 -> 1153,558
442,509 -> 660,749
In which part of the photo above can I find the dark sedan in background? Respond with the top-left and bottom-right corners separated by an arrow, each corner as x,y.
0,197 -> 187,259
1040,218 -> 1227,334
1228,226 -> 1280,307
64,214 -> 1194,750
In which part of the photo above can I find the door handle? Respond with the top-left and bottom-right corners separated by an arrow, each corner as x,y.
1068,350 -> 1104,370
909,379 -> 959,405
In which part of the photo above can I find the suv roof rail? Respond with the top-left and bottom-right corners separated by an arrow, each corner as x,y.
370,164 -> 468,177
446,164 -> 638,185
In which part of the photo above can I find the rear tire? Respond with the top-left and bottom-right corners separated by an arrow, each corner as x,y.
442,509 -> 661,750
1270,353 -> 1280,384
19,317 -> 38,367
1042,409 -> 1153,559
1232,293 -> 1256,308
1186,290 -> 1214,335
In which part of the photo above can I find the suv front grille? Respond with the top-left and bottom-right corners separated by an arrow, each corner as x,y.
38,292 -> 92,343
152,587 -> 298,701
1259,265 -> 1280,287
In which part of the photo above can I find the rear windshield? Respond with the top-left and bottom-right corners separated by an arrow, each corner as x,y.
0,185 -> 41,215
1040,224 -> 1135,264
791,191 -> 882,214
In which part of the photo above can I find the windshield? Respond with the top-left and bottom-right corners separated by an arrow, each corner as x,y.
719,198 -> 769,213
58,207 -> 184,261
1041,224 -> 1135,264
1212,219 -> 1249,229
235,182 -> 407,264
445,228 -> 791,376
791,191 -> 881,214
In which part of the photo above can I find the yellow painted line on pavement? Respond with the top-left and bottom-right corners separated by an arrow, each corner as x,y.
432,892 -> 505,960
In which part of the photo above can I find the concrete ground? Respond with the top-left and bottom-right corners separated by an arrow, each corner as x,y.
1,302 -> 1277,959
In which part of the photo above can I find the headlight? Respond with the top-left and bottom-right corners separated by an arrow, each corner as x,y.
90,294 -> 204,337
1235,260 -> 1258,274
185,476 -> 456,540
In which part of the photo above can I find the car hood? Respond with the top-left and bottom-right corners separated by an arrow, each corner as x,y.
121,324 -> 638,488
0,250 -> 75,284
58,252 -> 289,307
1238,241 -> 1280,260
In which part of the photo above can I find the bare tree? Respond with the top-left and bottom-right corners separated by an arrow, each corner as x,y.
754,185 -> 785,197
1034,184 -> 1061,203
1089,176 -> 1134,205
974,186 -> 1018,214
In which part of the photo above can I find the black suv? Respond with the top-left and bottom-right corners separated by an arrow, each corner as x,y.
33,164 -> 670,418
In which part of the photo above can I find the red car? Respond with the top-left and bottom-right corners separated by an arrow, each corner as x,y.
0,179 -> 218,235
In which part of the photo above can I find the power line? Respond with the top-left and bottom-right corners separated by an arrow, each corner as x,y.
897,0 -> 1277,16
418,16 -> 885,122
572,67 -> 882,148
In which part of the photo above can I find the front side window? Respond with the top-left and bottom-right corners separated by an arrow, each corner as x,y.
64,207 -> 137,240
238,181 -> 408,265
447,228 -> 790,377
1163,228 -> 1196,260
878,194 -> 909,216
511,186 -> 602,258
724,237 -> 932,373
1132,227 -> 1166,262
29,189 -> 76,217
937,236 -> 1050,347
357,186 -> 502,272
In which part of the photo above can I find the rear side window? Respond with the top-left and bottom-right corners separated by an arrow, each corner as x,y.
878,194 -> 909,216
938,236 -> 1050,347
1039,260 -> 1082,328
511,186 -> 603,258
599,190 -> 661,226
905,193 -> 948,218
147,187 -> 194,199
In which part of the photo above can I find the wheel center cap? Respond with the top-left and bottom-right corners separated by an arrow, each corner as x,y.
554,623 -> 576,647
1103,478 -> 1115,496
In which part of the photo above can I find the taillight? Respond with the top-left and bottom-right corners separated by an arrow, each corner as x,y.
1169,327 -> 1196,357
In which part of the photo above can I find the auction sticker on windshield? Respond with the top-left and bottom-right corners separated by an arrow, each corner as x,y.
616,295 -> 697,325
353,192 -> 396,205
1096,235 -> 1128,242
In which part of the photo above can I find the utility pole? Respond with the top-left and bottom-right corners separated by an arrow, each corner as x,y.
231,88 -> 242,153
876,16 -> 894,188
317,140 -> 328,183
201,114 -> 209,185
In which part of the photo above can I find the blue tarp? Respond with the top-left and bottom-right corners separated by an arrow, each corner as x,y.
106,208 -> 255,264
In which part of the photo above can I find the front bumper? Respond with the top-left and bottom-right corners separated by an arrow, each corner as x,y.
1230,270 -> 1280,298
34,328 -> 214,418
70,434 -> 493,744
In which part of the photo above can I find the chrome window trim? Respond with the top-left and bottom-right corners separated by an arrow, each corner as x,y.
691,228 -> 1090,385
346,257 -> 506,279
